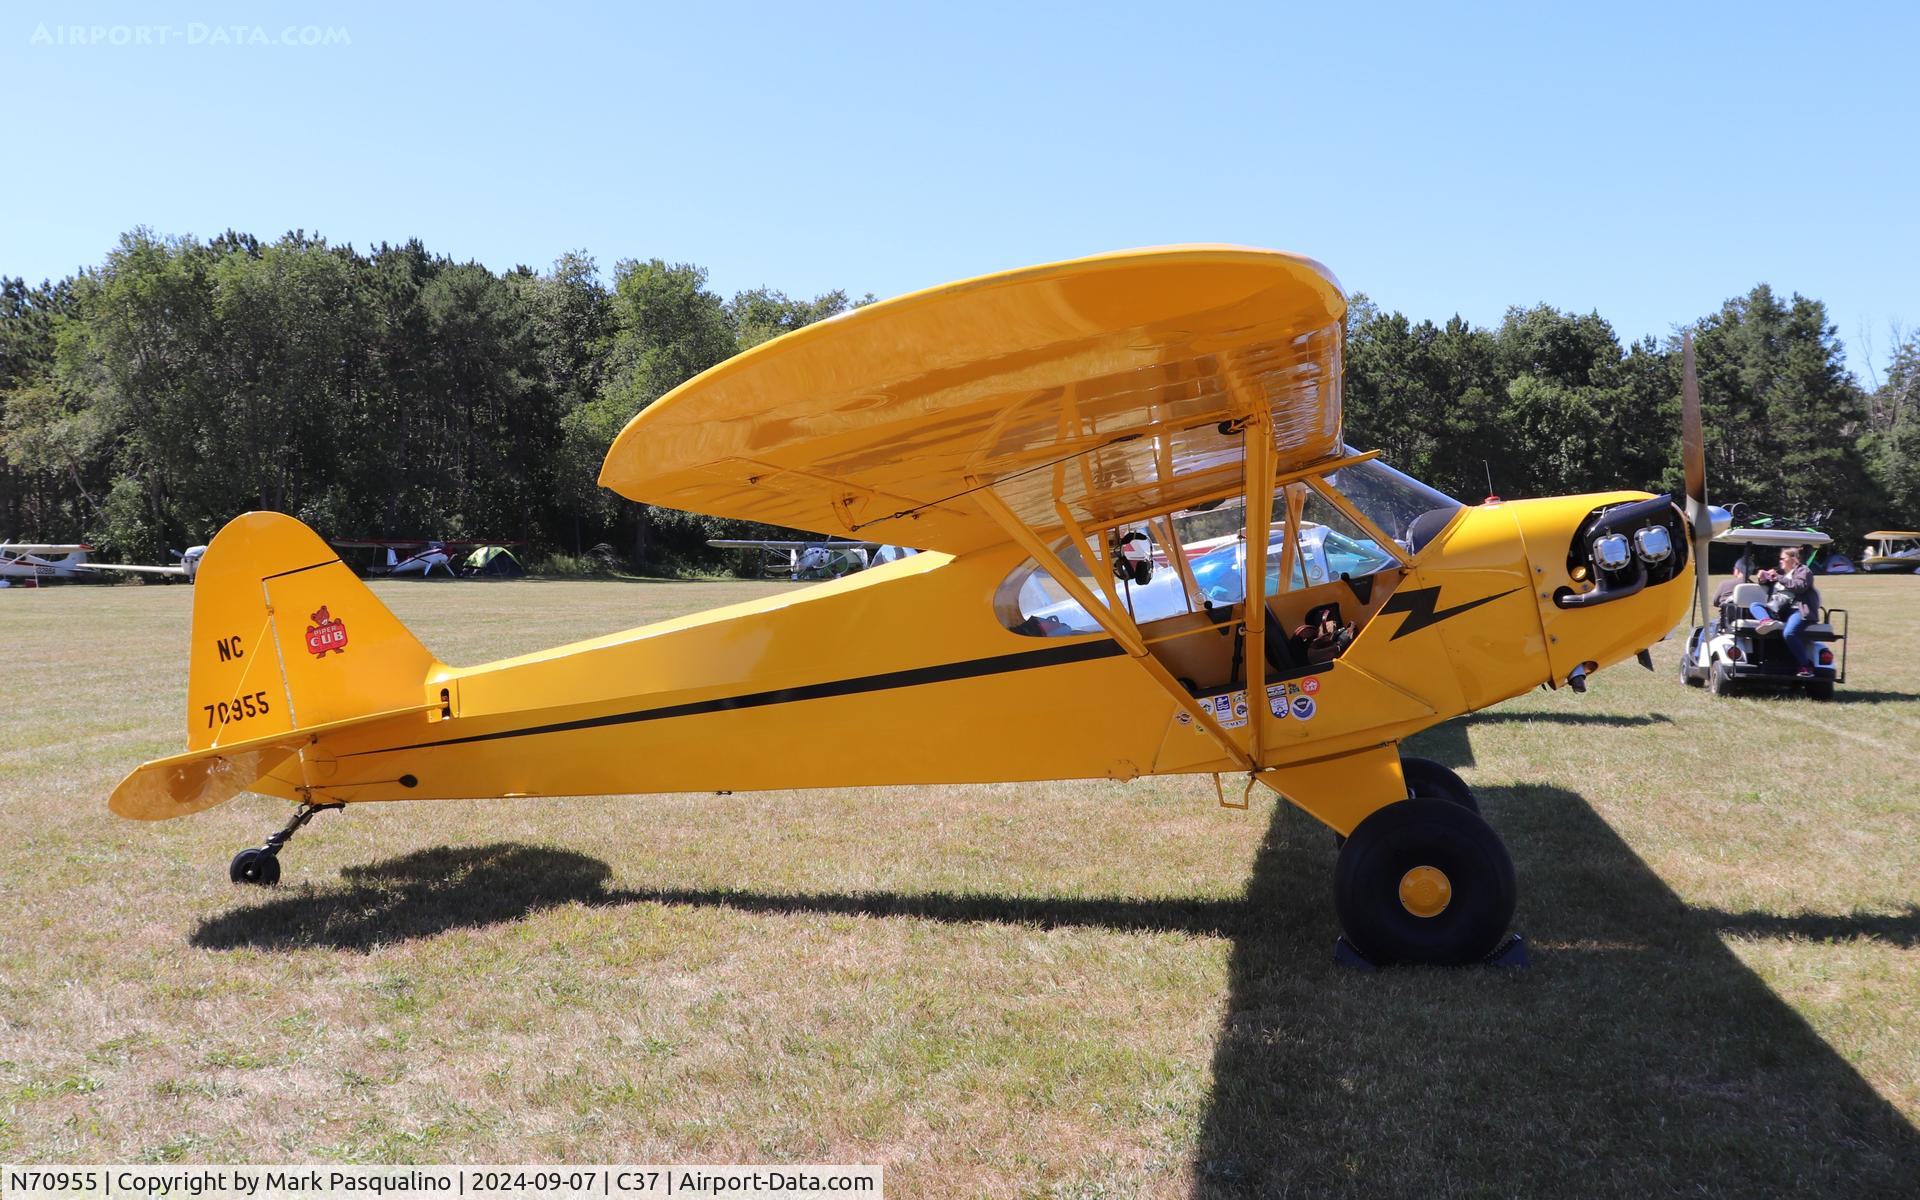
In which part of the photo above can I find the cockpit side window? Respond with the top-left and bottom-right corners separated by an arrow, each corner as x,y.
995,544 -> 1107,637
994,529 -> 1207,637
997,493 -> 1306,637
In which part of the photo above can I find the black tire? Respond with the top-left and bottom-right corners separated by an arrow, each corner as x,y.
1807,679 -> 1835,701
1334,798 -> 1516,966
1708,660 -> 1735,697
229,848 -> 280,886
1681,631 -> 1705,687
1399,757 -> 1479,814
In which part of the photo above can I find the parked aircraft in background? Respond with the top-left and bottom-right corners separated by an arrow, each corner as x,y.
1,542 -> 204,586
85,545 -> 206,582
329,539 -> 524,579
1861,530 -> 1920,573
706,538 -> 921,580
1,542 -> 92,585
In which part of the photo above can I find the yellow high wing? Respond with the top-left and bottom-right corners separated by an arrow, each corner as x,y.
600,245 -> 1347,551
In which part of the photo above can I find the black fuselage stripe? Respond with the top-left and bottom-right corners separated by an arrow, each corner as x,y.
347,637 -> 1126,756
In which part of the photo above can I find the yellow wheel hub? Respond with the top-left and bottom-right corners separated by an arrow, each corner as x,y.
1398,865 -> 1452,918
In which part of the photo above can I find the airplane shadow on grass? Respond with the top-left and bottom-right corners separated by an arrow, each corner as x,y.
1185,720 -> 1920,1197
1397,711 -> 1677,771
193,743 -> 1920,1196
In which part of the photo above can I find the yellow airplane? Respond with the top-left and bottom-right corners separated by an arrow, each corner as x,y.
1860,530 -> 1920,573
109,246 -> 1728,966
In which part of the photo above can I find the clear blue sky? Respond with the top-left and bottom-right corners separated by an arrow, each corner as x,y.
4,1 -> 1915,380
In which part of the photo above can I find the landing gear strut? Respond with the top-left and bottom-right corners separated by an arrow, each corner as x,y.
229,801 -> 342,886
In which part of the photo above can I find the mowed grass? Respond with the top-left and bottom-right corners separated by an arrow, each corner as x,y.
1,573 -> 1916,1196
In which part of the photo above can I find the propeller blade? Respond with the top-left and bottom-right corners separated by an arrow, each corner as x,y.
1682,332 -> 1712,629
1682,331 -> 1705,507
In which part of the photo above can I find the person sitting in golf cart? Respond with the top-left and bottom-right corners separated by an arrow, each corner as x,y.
1711,561 -> 1747,611
1747,545 -> 1820,678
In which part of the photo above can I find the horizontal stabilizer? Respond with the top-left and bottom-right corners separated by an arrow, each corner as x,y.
109,704 -> 434,820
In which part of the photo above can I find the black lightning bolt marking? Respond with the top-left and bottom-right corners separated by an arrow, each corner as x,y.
1377,584 -> 1526,640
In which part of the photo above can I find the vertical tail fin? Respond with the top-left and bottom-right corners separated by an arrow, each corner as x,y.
185,512 -> 439,750
110,512 -> 441,820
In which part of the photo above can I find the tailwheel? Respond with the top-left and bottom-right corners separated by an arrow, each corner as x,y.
1334,798 -> 1516,966
229,848 -> 281,886
227,801 -> 341,886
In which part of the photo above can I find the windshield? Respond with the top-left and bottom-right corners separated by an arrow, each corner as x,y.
1321,452 -> 1463,554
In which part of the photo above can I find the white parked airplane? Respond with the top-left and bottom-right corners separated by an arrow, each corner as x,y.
0,542 -> 91,585
88,545 -> 205,582
707,538 -> 921,581
386,542 -> 454,577
329,538 -> 531,578
0,542 -> 202,586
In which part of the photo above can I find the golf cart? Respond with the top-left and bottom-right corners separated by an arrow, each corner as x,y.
1679,526 -> 1848,700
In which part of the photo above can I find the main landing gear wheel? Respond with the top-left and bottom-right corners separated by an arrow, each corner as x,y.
1334,797 -> 1516,966
229,848 -> 281,886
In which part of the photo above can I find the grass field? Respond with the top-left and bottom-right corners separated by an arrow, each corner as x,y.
2,574 -> 1916,1197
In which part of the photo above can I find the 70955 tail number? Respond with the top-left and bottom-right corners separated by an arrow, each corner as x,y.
205,690 -> 271,729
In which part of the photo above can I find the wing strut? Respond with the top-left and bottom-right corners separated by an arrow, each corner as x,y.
969,486 -> 1257,774
1240,410 -> 1279,763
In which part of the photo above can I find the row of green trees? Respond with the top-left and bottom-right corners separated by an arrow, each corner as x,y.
0,230 -> 857,569
1340,287 -> 1915,553
3,229 -> 1915,569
